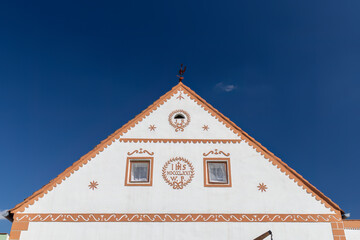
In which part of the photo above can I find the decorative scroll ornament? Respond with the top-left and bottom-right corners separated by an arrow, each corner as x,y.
203,149 -> 230,157
127,148 -> 154,156
168,109 -> 191,132
162,157 -> 195,189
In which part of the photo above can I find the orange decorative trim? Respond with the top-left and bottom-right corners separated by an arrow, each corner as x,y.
203,149 -> 230,157
344,219 -> 360,230
127,148 -> 154,156
203,158 -> 232,187
9,218 -> 29,240
13,213 -> 342,223
124,157 -> 154,186
10,82 -> 342,214
120,138 -> 241,144
331,221 -> 346,240
162,157 -> 195,189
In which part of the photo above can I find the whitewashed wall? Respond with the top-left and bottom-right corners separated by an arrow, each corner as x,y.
345,229 -> 360,240
20,222 -> 334,240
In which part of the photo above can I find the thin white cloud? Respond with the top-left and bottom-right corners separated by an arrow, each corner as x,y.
0,210 -> 9,220
215,82 -> 237,92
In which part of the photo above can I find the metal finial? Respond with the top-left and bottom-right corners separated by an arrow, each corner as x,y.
177,64 -> 186,82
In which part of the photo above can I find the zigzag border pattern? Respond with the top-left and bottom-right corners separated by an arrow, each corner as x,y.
15,213 -> 342,223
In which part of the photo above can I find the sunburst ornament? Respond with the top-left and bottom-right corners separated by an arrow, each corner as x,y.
149,124 -> 156,131
202,125 -> 209,131
89,181 -> 99,190
257,183 -> 267,192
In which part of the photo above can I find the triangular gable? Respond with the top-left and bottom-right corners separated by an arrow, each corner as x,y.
119,88 -> 241,140
10,82 -> 343,214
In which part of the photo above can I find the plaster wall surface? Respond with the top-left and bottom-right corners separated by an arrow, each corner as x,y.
22,139 -> 332,214
345,229 -> 360,240
20,222 -> 334,240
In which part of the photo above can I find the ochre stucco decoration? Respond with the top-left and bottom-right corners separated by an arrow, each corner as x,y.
202,125 -> 209,131
127,148 -> 154,156
148,125 -> 156,131
257,183 -> 267,192
88,181 -> 98,190
203,149 -> 230,157
162,157 -> 195,189
13,213 -> 342,223
168,109 -> 191,132
176,92 -> 184,100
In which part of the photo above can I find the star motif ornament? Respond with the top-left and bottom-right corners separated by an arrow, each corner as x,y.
149,125 -> 156,131
257,183 -> 267,192
89,181 -> 99,190
202,125 -> 209,131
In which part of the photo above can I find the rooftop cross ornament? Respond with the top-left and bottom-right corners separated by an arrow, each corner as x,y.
177,64 -> 186,82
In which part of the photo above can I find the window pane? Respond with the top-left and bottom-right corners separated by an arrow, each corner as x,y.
131,162 -> 149,182
208,162 -> 227,183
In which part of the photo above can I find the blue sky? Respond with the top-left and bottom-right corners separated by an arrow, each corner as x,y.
1,0 -> 360,233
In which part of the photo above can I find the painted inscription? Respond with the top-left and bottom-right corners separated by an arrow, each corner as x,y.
162,157 -> 195,189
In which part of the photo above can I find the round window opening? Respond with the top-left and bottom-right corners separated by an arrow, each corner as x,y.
168,110 -> 190,132
174,113 -> 185,119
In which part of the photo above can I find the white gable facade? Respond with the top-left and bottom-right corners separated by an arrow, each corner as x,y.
8,82 -> 358,240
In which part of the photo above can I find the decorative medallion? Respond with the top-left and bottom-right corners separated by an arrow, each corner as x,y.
89,181 -> 99,190
257,183 -> 268,192
162,157 -> 195,189
168,109 -> 191,132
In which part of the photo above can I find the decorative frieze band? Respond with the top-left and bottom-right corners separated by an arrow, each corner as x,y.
119,138 -> 242,144
14,213 -> 341,223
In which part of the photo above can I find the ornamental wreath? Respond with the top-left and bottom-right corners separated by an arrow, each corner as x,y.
168,109 -> 191,132
162,157 -> 195,190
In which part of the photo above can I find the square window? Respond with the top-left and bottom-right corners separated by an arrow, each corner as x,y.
208,162 -> 228,184
130,161 -> 149,182
125,157 -> 153,186
204,158 -> 231,187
